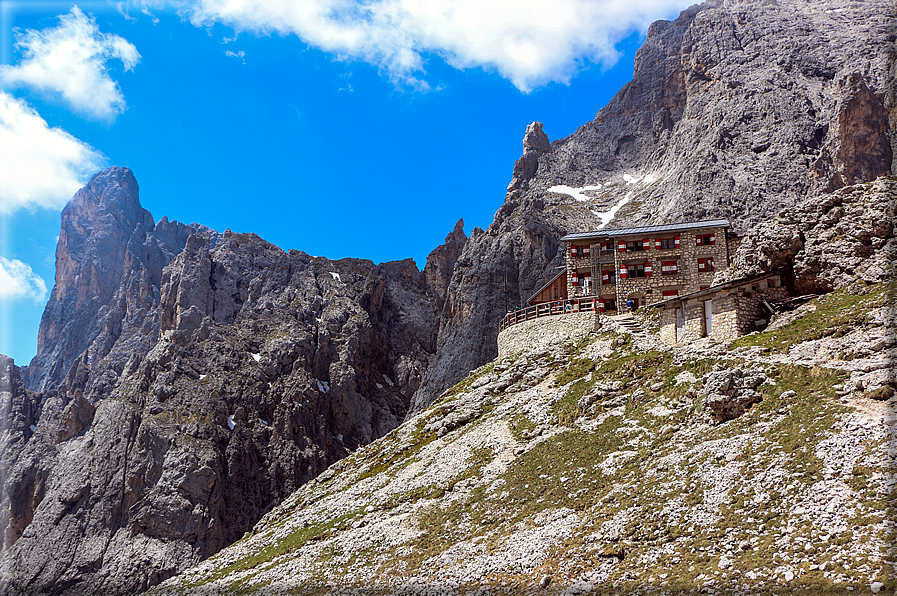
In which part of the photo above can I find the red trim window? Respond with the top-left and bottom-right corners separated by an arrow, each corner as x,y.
662,289 -> 679,297
600,242 -> 610,256
697,257 -> 715,272
602,270 -> 616,284
644,262 -> 653,276
661,260 -> 679,275
696,234 -> 715,246
659,237 -> 677,249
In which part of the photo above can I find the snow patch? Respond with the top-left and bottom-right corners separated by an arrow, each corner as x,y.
227,415 -> 235,430
29,424 -> 36,432
623,174 -> 641,184
643,172 -> 658,184
330,272 -> 341,281
250,352 -> 261,362
337,433 -> 344,442
258,418 -> 269,426
317,380 -> 330,393
591,191 -> 633,229
376,383 -> 384,389
199,374 -> 207,380
384,375 -> 395,387
547,184 -> 602,202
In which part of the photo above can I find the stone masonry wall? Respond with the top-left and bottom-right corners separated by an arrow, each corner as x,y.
497,312 -> 597,358
566,225 -> 730,313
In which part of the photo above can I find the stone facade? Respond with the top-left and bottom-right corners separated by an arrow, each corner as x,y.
497,312 -> 597,358
657,275 -> 787,344
563,220 -> 733,315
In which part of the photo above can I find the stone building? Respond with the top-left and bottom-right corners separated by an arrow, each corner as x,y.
557,219 -> 738,314
647,272 -> 787,344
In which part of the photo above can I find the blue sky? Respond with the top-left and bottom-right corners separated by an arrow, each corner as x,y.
0,0 -> 688,366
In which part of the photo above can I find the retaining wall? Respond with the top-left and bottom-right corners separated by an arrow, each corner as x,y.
497,312 -> 597,358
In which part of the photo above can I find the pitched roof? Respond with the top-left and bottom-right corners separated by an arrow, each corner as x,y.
526,269 -> 566,305
561,219 -> 730,242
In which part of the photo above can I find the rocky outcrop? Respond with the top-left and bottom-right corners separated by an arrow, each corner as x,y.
717,176 -> 897,293
701,367 -> 767,423
0,173 -> 441,595
411,0 -> 895,411
24,167 -> 217,394
423,219 -> 467,312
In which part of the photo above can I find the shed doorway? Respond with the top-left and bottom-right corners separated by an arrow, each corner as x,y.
703,299 -> 713,337
676,305 -> 686,342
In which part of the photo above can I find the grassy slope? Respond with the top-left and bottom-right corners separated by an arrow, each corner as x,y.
151,283 -> 895,596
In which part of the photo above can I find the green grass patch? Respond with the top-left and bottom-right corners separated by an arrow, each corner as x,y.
731,282 -> 893,353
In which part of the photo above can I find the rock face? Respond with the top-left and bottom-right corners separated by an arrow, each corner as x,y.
423,219 -> 467,313
0,171 -> 444,595
411,0 -> 895,410
716,176 -> 896,293
24,167 -> 217,394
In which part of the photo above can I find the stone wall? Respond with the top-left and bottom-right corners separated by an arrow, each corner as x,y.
658,280 -> 788,344
497,312 -> 597,358
565,225 -> 731,313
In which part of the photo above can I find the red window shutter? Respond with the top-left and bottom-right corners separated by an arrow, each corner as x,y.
620,268 -> 628,279
709,258 -> 715,271
598,301 -> 605,312
710,234 -> 716,245
674,236 -> 680,248
642,239 -> 650,250
584,245 -> 590,255
644,263 -> 652,276
655,238 -> 661,249
602,271 -> 609,283
618,241 -> 626,252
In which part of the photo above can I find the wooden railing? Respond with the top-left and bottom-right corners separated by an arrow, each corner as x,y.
499,297 -> 599,332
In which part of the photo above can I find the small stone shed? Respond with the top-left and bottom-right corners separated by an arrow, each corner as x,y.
647,272 -> 787,344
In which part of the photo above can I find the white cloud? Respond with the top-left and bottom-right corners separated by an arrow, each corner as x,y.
226,49 -> 245,63
0,257 -> 49,304
158,0 -> 685,91
0,91 -> 105,213
0,6 -> 140,120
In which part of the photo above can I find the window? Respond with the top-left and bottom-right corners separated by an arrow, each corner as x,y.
599,298 -> 617,312
625,240 -> 645,252
661,260 -> 679,275
572,244 -> 590,257
622,263 -> 648,278
572,271 -> 591,287
600,242 -> 610,256
695,233 -> 716,246
658,237 -> 679,250
662,289 -> 679,297
601,269 -> 616,284
697,257 -> 715,272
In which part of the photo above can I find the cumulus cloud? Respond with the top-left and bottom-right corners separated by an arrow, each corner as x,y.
0,257 -> 49,304
0,91 -> 105,213
160,0 -> 684,91
0,6 -> 140,120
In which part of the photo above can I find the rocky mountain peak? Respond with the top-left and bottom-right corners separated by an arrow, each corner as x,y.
424,219 -> 467,312
522,121 -> 550,155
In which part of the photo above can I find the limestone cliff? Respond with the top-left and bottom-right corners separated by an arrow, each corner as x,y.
411,0 -> 896,411
0,172 -> 444,595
